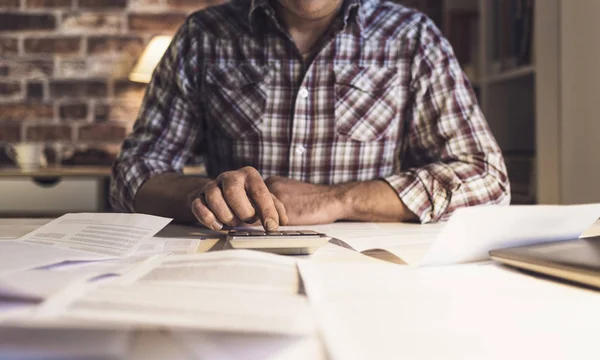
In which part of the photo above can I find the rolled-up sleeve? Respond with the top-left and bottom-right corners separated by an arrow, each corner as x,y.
384,16 -> 510,223
110,18 -> 202,212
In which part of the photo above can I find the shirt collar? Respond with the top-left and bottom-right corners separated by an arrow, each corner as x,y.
247,0 -> 367,35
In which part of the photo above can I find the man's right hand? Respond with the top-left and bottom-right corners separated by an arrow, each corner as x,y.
189,166 -> 288,231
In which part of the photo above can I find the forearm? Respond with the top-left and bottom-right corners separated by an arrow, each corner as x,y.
335,180 -> 418,223
134,173 -> 211,223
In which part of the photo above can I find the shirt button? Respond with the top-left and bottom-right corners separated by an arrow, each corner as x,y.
298,87 -> 309,99
295,145 -> 306,155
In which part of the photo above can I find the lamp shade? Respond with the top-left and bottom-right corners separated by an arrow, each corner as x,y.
129,35 -> 173,83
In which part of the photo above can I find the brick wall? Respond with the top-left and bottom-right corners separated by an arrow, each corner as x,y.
0,0 -> 223,166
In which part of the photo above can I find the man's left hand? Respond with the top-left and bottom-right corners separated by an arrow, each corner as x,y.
265,176 -> 346,225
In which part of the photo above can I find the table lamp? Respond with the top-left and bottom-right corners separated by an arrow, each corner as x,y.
129,35 -> 173,83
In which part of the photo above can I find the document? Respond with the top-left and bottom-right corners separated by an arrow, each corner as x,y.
0,241 -> 103,276
172,331 -> 326,360
298,260 -> 600,360
0,255 -> 151,301
0,326 -> 131,360
20,213 -> 172,258
265,222 -> 445,265
420,204 -> 600,266
34,251 -> 315,335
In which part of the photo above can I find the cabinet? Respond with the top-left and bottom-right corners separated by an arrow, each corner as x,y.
0,168 -> 110,216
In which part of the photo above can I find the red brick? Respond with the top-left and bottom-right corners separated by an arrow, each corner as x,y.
26,0 -> 71,8
0,38 -> 18,55
129,0 -> 161,6
0,124 -> 21,141
0,58 -> 53,78
78,0 -> 126,9
59,103 -> 88,120
114,79 -> 147,101
0,81 -> 21,97
105,102 -> 141,123
61,13 -> 123,33
165,0 -> 226,11
24,37 -> 81,54
0,0 -> 19,8
0,103 -> 54,121
56,58 -> 86,77
128,13 -> 187,32
26,125 -> 71,141
88,36 -> 144,56
78,123 -> 126,142
50,80 -> 107,98
0,13 -> 56,32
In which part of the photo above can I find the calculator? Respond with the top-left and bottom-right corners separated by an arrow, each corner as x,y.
225,229 -> 331,255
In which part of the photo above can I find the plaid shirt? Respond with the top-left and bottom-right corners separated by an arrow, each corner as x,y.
111,0 -> 510,223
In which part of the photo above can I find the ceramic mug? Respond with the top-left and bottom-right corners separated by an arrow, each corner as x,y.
5,143 -> 47,171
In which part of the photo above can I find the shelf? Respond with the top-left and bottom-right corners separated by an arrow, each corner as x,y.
482,65 -> 536,85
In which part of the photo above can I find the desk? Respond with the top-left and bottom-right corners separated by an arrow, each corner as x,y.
1,218 -> 599,359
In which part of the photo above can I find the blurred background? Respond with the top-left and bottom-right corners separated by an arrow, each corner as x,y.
1,0 -> 599,216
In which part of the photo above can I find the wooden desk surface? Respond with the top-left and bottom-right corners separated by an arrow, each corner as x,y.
0,166 -> 206,177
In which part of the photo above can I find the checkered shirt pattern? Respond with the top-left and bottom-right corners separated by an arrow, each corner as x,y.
110,0 -> 510,223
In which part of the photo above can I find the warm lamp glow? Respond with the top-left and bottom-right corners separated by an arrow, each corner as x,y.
129,35 -> 173,83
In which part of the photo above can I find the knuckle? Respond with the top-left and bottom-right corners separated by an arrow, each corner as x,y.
241,166 -> 260,177
251,186 -> 271,200
203,187 -> 221,202
222,185 -> 241,200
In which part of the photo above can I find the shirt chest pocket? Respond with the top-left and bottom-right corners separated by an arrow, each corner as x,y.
334,66 -> 400,142
204,63 -> 269,139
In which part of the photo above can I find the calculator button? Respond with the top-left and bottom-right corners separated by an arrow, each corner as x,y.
283,231 -> 301,235
267,231 -> 284,235
299,230 -> 320,235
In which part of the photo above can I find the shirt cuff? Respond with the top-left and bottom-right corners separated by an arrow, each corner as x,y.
383,169 -> 459,224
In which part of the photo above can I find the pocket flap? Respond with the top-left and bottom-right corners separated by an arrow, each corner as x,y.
206,63 -> 269,89
334,65 -> 398,92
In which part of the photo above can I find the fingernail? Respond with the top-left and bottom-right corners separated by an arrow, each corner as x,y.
211,221 -> 223,231
265,218 -> 277,231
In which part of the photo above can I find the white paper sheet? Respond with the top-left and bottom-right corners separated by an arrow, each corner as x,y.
298,260 -> 600,360
0,255 -> 150,301
0,241 -> 106,276
265,223 -> 444,264
34,251 -> 315,335
172,331 -> 326,360
19,213 -> 172,258
0,327 -> 131,360
420,204 -> 600,266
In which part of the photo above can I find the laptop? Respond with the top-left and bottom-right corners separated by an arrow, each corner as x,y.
489,236 -> 600,289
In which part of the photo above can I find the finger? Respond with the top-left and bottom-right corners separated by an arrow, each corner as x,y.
219,172 -> 257,223
191,197 -> 223,231
203,181 -> 240,227
272,194 -> 289,226
243,169 -> 279,231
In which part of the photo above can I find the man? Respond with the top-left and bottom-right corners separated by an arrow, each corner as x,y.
110,0 -> 510,231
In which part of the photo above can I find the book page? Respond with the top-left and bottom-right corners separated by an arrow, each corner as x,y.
19,213 -> 172,258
